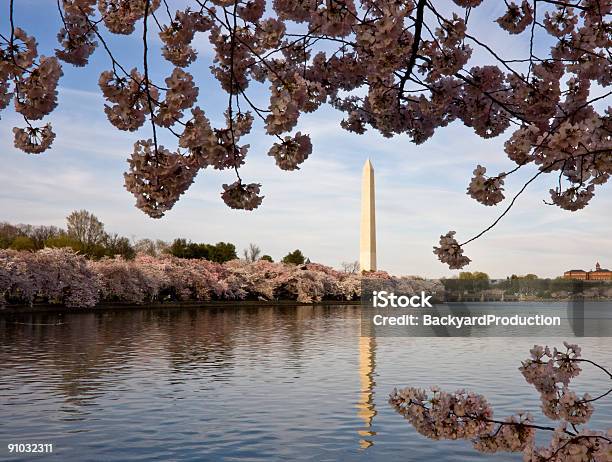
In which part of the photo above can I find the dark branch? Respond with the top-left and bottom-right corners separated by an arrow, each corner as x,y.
142,0 -> 159,158
397,0 -> 426,109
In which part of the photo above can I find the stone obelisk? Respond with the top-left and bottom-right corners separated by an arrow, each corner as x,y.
360,159 -> 376,272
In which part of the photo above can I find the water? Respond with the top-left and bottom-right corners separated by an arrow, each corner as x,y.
0,304 -> 610,461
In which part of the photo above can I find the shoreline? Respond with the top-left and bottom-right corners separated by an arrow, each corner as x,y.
1,298 -> 609,315
0,299 -> 363,315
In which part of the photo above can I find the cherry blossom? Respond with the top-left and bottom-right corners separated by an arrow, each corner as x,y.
14,56 -> 63,120
391,343 -> 612,461
467,165 -> 506,206
0,0 -> 610,270
159,9 -> 211,67
178,107 -> 215,156
0,27 -> 37,78
433,231 -> 471,270
543,7 -> 578,37
0,247 -> 444,307
154,67 -> 199,127
496,1 -> 534,35
55,3 -> 98,66
99,68 -> 158,131
473,414 -> 535,453
98,0 -> 160,35
221,181 -> 264,210
124,139 -> 198,218
267,132 -> 312,170
549,185 -> 595,211
13,123 -> 56,153
0,248 -> 99,307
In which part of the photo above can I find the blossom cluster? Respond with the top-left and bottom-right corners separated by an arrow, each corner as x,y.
432,231 -> 471,270
467,165 -> 506,206
389,386 -> 495,440
98,0 -> 161,35
267,132 -> 312,171
55,0 -> 98,66
525,425 -> 611,461
390,343 -> 611,461
99,68 -> 157,131
159,9 -> 211,67
519,342 -> 595,425
1,27 -> 61,153
221,181 -> 264,210
0,248 -> 443,307
0,247 -> 99,307
123,139 -> 199,218
1,0 -> 610,269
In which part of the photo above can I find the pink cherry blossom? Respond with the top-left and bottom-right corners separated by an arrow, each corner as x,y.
13,123 -> 56,154
0,247 -> 444,307
433,231 -> 471,269
0,0 -> 609,271
392,343 -> 611,461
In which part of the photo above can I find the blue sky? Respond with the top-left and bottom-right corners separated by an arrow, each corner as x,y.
0,0 -> 610,278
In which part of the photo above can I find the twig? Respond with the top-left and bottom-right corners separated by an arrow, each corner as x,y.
142,0 -> 159,157
460,151 -> 606,246
397,0 -> 426,110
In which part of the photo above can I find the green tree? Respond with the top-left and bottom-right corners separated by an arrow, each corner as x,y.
514,274 -> 541,295
459,271 -> 489,280
208,242 -> 237,263
104,233 -> 136,260
168,239 -> 236,262
28,225 -> 63,249
45,234 -> 83,252
169,238 -> 193,258
66,210 -> 106,251
282,249 -> 306,265
260,255 -> 274,262
457,270 -> 490,292
9,236 -> 36,251
0,222 -> 21,249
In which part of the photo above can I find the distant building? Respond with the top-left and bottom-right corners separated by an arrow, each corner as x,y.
564,262 -> 612,281
564,269 -> 588,280
589,262 -> 612,280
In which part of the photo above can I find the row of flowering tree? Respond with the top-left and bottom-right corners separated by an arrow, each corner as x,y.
1,0 -> 609,269
390,342 -> 611,461
0,247 -> 443,307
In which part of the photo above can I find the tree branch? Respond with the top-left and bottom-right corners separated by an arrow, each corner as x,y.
460,151 -> 608,246
142,0 -> 159,157
397,0 -> 426,109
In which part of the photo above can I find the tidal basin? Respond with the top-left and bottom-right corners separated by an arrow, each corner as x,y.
1,303 -> 610,461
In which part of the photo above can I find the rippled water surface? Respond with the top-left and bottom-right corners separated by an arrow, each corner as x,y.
1,304 -> 610,461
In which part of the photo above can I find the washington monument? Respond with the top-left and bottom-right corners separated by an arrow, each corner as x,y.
360,159 -> 377,272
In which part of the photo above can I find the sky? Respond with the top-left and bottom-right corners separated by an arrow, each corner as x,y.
0,1 -> 610,278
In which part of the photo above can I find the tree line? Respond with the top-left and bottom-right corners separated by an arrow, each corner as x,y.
0,210 -> 136,260
442,272 -> 611,299
0,210 -> 310,265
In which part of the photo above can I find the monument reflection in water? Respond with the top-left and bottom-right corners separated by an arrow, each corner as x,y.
357,335 -> 377,449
